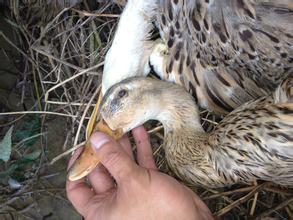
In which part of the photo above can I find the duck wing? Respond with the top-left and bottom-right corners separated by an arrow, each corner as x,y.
156,0 -> 292,114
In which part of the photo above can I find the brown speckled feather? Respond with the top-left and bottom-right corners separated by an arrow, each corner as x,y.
155,0 -> 292,115
208,97 -> 293,186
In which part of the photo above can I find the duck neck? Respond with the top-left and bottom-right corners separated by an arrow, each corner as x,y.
102,0 -> 157,93
156,94 -> 207,154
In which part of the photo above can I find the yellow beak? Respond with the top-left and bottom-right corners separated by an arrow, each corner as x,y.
68,92 -> 123,181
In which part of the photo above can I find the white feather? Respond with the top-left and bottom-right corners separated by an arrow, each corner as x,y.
102,0 -> 157,94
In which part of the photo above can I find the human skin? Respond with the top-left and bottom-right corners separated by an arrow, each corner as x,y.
66,126 -> 213,220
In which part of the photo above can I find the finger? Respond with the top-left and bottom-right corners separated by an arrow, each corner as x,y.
118,134 -> 134,159
132,126 -> 157,170
88,164 -> 114,193
90,132 -> 138,184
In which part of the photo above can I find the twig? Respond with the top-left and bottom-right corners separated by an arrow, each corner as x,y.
204,187 -> 248,214
148,125 -> 164,134
17,203 -> 36,214
154,132 -> 164,140
50,141 -> 86,164
0,114 -> 25,127
254,197 -> 293,219
71,8 -> 120,17
214,182 -> 268,217
201,118 -> 218,125
73,85 -> 101,146
44,62 -> 104,103
250,181 -> 259,216
44,100 -> 96,107
153,144 -> 164,156
31,46 -> 82,71
0,31 -> 34,64
14,132 -> 47,149
265,186 -> 293,196
203,186 -> 255,200
0,111 -> 77,118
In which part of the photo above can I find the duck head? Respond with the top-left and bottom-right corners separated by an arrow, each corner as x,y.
100,77 -> 201,135
100,77 -> 163,133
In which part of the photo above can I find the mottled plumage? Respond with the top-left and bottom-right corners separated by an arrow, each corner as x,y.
100,77 -> 293,188
152,0 -> 293,115
103,0 -> 293,115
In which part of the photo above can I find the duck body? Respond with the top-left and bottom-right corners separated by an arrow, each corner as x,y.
166,95 -> 293,187
103,0 -> 293,115
100,77 -> 293,188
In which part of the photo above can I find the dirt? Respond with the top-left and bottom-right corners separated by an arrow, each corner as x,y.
0,12 -> 81,220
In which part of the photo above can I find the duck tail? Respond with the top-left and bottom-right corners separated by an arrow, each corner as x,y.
273,76 -> 293,104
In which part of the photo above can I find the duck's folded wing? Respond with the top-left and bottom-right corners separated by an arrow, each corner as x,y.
156,0 -> 292,114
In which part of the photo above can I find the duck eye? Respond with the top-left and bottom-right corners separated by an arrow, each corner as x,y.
117,89 -> 128,98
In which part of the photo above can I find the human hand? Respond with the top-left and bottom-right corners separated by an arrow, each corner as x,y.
66,126 -> 213,220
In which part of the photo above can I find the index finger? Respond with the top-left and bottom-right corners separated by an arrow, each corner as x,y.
132,126 -> 157,170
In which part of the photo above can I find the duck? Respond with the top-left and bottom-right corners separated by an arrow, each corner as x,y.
68,0 -> 293,180
98,76 -> 293,188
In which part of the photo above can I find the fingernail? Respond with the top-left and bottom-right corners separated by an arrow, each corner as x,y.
90,132 -> 111,150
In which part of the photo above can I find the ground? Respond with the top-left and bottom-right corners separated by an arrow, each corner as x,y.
0,12 -> 81,219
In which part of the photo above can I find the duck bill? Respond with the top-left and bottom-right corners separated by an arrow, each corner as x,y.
68,92 -> 123,181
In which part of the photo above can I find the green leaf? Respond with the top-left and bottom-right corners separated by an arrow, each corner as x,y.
17,150 -> 41,164
0,150 -> 41,178
14,117 -> 40,146
0,126 -> 13,162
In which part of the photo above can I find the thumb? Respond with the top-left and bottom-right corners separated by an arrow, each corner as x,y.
90,132 -> 136,184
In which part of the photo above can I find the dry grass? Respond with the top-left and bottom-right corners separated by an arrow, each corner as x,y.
0,1 -> 292,219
